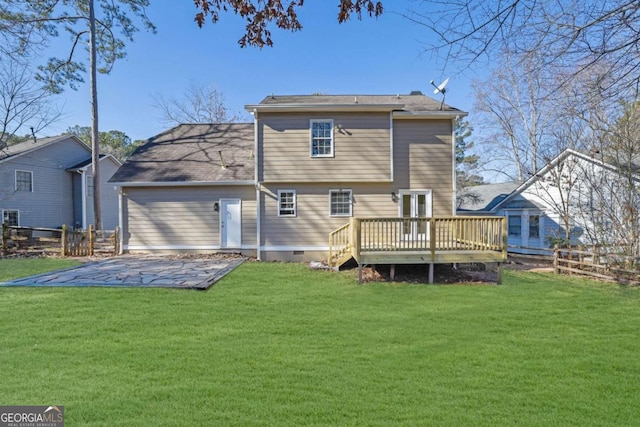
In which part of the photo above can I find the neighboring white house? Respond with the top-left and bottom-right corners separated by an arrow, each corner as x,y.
0,134 -> 121,230
458,149 -> 640,254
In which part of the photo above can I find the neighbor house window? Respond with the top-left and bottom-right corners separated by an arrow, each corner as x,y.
529,215 -> 540,238
310,119 -> 334,157
330,190 -> 352,217
2,210 -> 19,226
508,215 -> 521,236
278,190 -> 296,217
15,170 -> 33,192
86,175 -> 94,198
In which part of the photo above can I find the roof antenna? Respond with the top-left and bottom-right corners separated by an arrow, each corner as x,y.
30,127 -> 37,143
430,77 -> 449,110
218,150 -> 227,169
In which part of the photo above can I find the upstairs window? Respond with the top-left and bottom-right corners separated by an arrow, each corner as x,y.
330,190 -> 352,217
310,119 -> 334,157
15,170 -> 33,192
278,190 -> 296,217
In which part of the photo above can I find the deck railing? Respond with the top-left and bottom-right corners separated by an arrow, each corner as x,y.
358,217 -> 505,252
329,216 -> 507,267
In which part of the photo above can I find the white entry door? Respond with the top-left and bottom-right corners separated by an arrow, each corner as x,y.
220,199 -> 242,248
400,190 -> 433,240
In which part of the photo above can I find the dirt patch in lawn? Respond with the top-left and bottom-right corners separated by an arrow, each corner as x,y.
351,254 -> 554,284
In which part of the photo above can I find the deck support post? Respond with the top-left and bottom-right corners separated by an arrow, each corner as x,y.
390,264 -> 395,281
358,263 -> 363,283
428,263 -> 434,284
496,263 -> 502,285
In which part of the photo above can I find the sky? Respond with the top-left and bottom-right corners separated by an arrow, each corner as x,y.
43,1 -> 481,142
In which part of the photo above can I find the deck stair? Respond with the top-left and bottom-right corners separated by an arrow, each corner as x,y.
328,222 -> 354,268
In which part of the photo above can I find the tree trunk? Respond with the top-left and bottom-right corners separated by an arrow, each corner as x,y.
89,0 -> 101,230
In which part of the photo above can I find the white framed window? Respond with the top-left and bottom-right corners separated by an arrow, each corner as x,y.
529,215 -> 540,238
310,119 -> 334,157
2,209 -> 19,226
508,215 -> 522,236
86,175 -> 94,198
15,170 -> 33,192
329,189 -> 352,217
278,190 -> 296,217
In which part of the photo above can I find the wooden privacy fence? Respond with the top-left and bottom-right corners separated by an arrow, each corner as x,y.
2,223 -> 120,257
553,245 -> 640,286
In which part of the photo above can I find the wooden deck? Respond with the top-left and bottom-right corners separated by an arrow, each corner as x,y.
329,216 -> 508,283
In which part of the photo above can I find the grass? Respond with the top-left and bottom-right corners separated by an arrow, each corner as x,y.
1,261 -> 640,426
0,257 -> 81,281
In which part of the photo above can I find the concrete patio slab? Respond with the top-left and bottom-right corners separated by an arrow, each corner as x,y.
0,255 -> 245,290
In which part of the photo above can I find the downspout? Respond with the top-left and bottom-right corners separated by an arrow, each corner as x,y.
254,109 -> 262,261
81,171 -> 87,229
451,117 -> 457,215
389,112 -> 394,182
118,189 -> 124,255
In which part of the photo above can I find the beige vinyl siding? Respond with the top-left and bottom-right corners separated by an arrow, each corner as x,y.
393,119 -> 454,216
123,186 -> 256,250
261,183 -> 398,251
259,112 -> 391,182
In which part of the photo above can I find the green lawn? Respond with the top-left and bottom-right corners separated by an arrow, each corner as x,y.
1,261 -> 639,426
0,257 -> 81,281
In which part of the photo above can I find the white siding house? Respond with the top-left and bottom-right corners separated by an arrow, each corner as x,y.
458,149 -> 640,254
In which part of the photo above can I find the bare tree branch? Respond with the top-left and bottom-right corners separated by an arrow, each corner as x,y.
0,59 -> 61,150
153,82 -> 242,126
405,0 -> 640,96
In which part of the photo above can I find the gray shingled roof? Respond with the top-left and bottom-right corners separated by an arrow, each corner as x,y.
109,123 -> 254,183
0,134 -> 87,161
458,182 -> 521,211
256,92 -> 460,112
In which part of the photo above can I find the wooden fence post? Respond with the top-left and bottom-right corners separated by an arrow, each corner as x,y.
578,244 -> 584,264
553,244 -> 559,274
61,224 -> 68,256
2,222 -> 7,251
114,226 -> 120,255
501,217 -> 508,261
89,224 -> 95,256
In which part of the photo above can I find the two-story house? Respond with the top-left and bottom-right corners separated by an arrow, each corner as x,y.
110,93 -> 507,277
0,134 -> 121,230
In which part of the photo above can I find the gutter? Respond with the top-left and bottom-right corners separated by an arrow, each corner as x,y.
244,103 -> 403,113
253,108 -> 262,261
393,111 -> 468,119
109,180 -> 256,187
